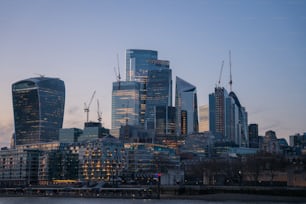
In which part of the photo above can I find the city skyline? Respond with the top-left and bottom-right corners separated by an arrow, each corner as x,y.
1,0 -> 306,147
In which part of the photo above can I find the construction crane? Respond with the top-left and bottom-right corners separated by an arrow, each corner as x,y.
229,50 -> 233,91
84,90 -> 96,123
218,60 -> 224,87
114,54 -> 121,89
97,99 -> 102,123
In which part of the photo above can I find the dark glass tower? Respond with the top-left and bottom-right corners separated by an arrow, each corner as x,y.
155,106 -> 176,144
175,77 -> 199,136
146,68 -> 172,130
12,77 -> 65,145
125,49 -> 171,129
126,49 -> 158,82
248,124 -> 259,148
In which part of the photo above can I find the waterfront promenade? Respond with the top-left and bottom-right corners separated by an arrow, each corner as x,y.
0,185 -> 306,202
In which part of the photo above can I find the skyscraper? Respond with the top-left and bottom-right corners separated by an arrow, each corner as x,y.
229,91 -> 248,147
12,77 -> 65,145
248,123 -> 259,148
125,49 -> 171,129
175,76 -> 199,136
126,49 -> 158,82
146,68 -> 172,130
111,81 -> 140,137
155,106 -> 176,144
209,87 -> 227,138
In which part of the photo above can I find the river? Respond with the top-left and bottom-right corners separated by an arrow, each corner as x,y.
0,196 -> 304,204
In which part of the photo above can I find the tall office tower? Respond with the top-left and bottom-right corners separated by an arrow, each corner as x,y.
209,87 -> 227,138
175,76 -> 199,136
126,49 -> 158,81
228,91 -> 248,147
199,104 -> 209,132
111,81 -> 140,137
12,77 -> 65,145
155,106 -> 176,143
209,86 -> 248,147
248,123 -> 259,148
125,49 -> 171,128
146,68 -> 172,130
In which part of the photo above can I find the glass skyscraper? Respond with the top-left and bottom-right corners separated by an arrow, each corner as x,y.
146,68 -> 172,130
125,49 -> 171,129
126,49 -> 158,82
229,91 -> 248,147
111,81 -> 140,137
248,123 -> 259,148
155,106 -> 176,144
175,76 -> 199,136
209,87 -> 227,138
12,77 -> 65,145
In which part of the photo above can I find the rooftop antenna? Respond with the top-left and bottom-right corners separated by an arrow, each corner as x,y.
97,99 -> 102,123
218,60 -> 224,87
84,90 -> 96,123
229,50 -> 233,91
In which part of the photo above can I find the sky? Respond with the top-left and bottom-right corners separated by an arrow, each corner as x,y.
0,0 -> 305,147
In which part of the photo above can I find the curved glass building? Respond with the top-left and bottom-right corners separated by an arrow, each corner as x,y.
175,76 -> 199,136
12,77 -> 65,145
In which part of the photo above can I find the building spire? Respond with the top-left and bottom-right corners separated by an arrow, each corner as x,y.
229,50 -> 233,92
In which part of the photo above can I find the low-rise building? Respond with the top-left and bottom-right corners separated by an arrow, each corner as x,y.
78,135 -> 126,183
0,148 -> 40,187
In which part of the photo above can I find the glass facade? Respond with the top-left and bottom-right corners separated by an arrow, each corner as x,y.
209,87 -> 227,138
12,77 -> 65,145
126,49 -> 158,82
248,123 -> 259,148
229,91 -> 248,147
111,81 -> 140,137
175,77 -> 199,136
146,68 -> 172,129
155,106 -> 176,144
125,49 -> 170,128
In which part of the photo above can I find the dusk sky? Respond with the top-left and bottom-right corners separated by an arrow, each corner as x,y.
0,0 -> 305,147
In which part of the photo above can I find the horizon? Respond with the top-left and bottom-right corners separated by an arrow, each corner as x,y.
1,0 -> 306,147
